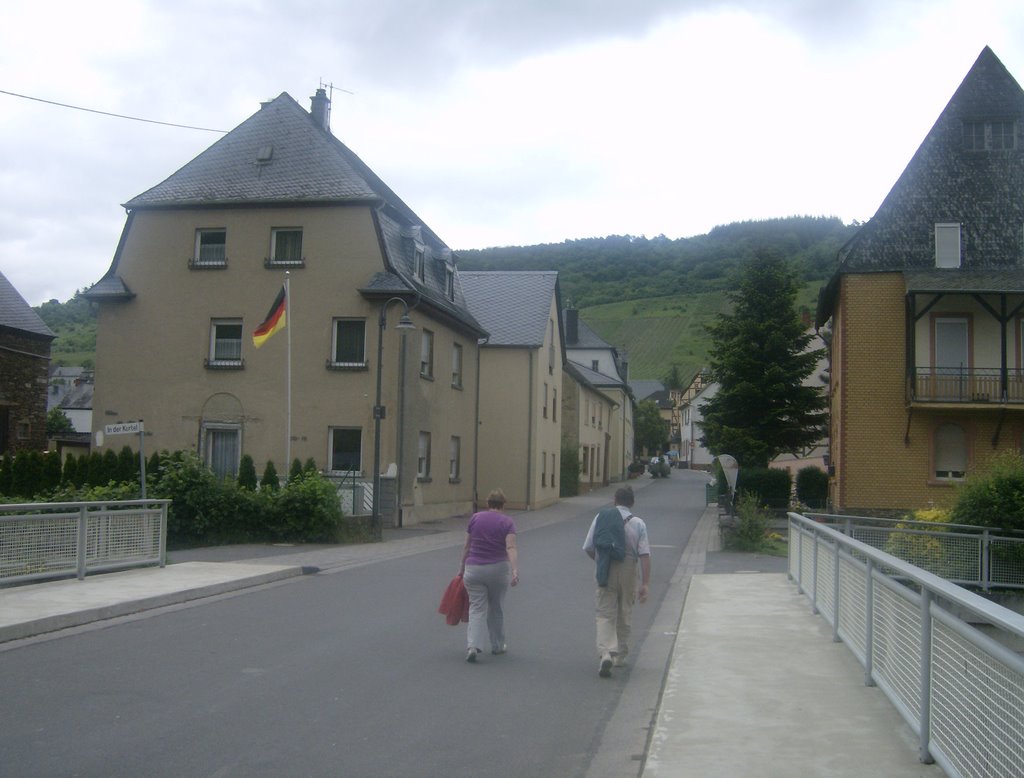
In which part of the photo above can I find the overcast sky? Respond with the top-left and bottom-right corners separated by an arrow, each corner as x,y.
2,0 -> 1023,306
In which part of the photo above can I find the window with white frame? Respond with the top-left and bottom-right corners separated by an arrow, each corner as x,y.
445,265 -> 455,300
193,228 -> 226,267
935,223 -> 961,268
269,227 -> 303,266
203,423 -> 240,479
331,319 -> 366,368
548,320 -> 555,375
552,388 -> 557,422
451,342 -> 463,388
420,330 -> 434,378
418,431 -> 431,479
329,427 -> 362,472
550,452 -> 556,488
208,319 -> 243,367
449,436 -> 461,481
543,383 -> 549,418
934,423 -> 967,480
591,359 -> 599,372
541,449 -> 547,487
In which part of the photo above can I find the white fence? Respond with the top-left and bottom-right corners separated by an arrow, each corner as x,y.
789,512 -> 1024,777
1,500 -> 169,585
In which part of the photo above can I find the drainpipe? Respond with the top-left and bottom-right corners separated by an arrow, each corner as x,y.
526,350 -> 534,509
472,337 -> 488,512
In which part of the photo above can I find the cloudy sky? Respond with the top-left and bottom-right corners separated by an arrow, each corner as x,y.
2,0 -> 1023,306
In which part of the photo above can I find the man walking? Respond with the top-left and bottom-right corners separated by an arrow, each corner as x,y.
583,486 -> 651,678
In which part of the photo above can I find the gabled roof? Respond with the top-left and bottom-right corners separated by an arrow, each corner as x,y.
459,271 -> 561,347
631,380 -> 666,402
564,361 -> 618,406
563,310 -> 615,349
840,47 -> 1024,274
0,270 -> 54,339
87,91 -> 486,336
568,359 -> 628,390
818,47 -> 1024,326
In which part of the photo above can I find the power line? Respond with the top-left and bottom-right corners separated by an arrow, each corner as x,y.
0,89 -> 228,133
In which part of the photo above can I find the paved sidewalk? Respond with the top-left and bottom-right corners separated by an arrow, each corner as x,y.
0,483 -> 945,777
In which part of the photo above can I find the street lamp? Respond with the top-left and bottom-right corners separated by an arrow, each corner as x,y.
372,297 -> 416,541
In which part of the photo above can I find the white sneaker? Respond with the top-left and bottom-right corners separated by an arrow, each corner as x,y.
599,655 -> 613,678
466,648 -> 479,663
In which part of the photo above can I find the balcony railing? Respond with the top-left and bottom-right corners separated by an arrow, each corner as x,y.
913,366 -> 1024,403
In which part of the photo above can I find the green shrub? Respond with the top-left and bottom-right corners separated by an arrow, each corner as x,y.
795,466 -> 828,509
723,492 -> 772,551
266,471 -> 342,543
885,508 -> 955,576
288,458 -> 304,483
950,451 -> 1024,533
736,467 -> 791,512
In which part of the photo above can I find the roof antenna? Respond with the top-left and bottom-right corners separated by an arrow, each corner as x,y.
319,79 -> 355,101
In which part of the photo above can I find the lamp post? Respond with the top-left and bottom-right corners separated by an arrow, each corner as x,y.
372,297 -> 416,541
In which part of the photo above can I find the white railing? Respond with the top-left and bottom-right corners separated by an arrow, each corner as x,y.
789,512 -> 1024,777
0,500 -> 169,584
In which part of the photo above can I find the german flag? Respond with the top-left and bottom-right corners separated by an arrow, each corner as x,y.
252,285 -> 287,348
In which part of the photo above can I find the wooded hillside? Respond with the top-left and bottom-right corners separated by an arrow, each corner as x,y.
36,216 -> 854,381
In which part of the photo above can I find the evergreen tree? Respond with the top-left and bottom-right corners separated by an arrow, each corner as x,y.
238,454 -> 258,491
261,461 -> 280,492
85,451 -> 106,487
118,445 -> 138,483
41,450 -> 63,494
289,458 -> 304,483
62,452 -> 78,486
0,452 -> 12,496
699,251 -> 828,468
102,449 -> 119,484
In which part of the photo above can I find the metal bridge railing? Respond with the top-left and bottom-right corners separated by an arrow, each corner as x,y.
804,513 -> 1024,592
0,500 -> 169,585
789,512 -> 1024,777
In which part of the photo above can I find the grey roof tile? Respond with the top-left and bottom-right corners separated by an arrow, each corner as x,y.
460,271 -> 558,347
0,270 -> 54,338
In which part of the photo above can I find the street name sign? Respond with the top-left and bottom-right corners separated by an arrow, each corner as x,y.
104,421 -> 144,436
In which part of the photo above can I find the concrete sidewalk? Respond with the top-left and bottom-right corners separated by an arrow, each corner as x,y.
0,485 -> 944,777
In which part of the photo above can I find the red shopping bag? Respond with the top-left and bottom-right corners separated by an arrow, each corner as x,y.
438,574 -> 469,625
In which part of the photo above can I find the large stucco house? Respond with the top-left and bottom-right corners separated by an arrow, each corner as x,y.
816,47 -> 1024,513
461,270 -> 565,509
0,270 -> 54,454
85,89 -> 487,527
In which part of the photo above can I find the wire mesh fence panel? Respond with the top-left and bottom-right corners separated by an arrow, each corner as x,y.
837,554 -> 869,665
930,616 -> 1024,778
0,513 -> 79,580
871,580 -> 924,722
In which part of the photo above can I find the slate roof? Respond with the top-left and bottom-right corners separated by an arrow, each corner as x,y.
87,91 -> 486,336
568,359 -> 628,390
818,47 -> 1024,326
459,271 -> 560,347
564,361 -> 619,404
631,380 -> 666,402
904,267 -> 1024,293
840,47 -> 1024,273
0,270 -> 54,339
563,310 -> 614,349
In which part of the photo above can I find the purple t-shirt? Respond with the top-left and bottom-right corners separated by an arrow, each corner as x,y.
465,510 -> 516,565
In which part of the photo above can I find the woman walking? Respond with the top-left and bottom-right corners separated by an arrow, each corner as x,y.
460,489 -> 519,662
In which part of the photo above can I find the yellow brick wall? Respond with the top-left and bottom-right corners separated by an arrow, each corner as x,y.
833,273 -> 1022,512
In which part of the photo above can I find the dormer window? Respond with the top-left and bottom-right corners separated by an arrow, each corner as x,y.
445,265 -> 454,300
415,247 -> 425,281
935,223 -> 961,268
964,119 -> 1017,151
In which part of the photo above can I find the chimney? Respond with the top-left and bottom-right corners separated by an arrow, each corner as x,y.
310,88 -> 331,132
565,308 -> 578,344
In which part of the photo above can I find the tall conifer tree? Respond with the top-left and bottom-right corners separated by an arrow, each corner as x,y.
700,251 -> 828,468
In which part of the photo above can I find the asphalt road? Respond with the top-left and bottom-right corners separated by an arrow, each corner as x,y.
0,473 -> 709,778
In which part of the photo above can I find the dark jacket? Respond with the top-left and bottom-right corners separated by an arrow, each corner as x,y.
593,507 -> 627,587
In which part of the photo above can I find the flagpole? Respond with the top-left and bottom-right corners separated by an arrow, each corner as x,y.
285,271 -> 292,469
